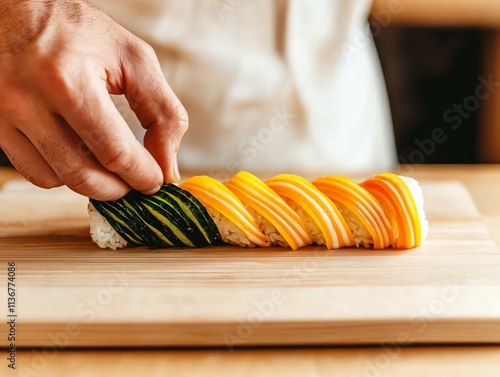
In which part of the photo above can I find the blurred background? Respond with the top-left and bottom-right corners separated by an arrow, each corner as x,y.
375,26 -> 482,164
370,0 -> 500,165
370,0 -> 500,166
1,0 -> 498,167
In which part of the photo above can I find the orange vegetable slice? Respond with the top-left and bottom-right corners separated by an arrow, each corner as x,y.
225,172 -> 312,250
312,176 -> 395,249
266,174 -> 354,249
361,173 -> 422,248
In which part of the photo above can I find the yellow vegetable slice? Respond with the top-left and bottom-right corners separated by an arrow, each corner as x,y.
361,173 -> 422,248
225,172 -> 312,250
180,176 -> 269,247
266,174 -> 355,249
312,176 -> 395,249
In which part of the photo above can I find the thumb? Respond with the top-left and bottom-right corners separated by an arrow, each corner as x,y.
118,35 -> 188,183
144,102 -> 188,183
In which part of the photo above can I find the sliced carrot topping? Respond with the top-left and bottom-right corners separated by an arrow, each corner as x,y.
359,182 -> 401,246
362,173 -> 422,248
225,172 -> 312,250
266,174 -> 355,249
312,176 -> 395,249
180,176 -> 269,247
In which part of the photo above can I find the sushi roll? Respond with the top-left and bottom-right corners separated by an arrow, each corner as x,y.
88,171 -> 427,251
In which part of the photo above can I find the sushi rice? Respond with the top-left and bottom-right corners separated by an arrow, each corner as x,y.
286,199 -> 326,247
248,207 -> 289,248
88,203 -> 128,250
205,205 -> 256,247
336,204 -> 373,248
399,176 -> 429,243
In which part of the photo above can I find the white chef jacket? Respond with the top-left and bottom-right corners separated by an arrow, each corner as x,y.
91,0 -> 396,176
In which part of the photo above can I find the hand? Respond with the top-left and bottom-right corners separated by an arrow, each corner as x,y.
0,0 -> 188,200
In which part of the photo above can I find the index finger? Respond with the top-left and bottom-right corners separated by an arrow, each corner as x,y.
46,73 -> 164,195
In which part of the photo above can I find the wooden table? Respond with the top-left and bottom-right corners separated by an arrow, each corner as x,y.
2,164 -> 499,376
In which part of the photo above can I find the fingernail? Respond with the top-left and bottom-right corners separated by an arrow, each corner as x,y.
142,184 -> 161,195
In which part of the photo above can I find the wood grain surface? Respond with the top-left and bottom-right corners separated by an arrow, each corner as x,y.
15,346 -> 500,377
1,167 -> 500,348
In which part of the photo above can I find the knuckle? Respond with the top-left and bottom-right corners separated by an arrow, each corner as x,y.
64,169 -> 97,196
63,168 -> 127,201
176,102 -> 189,125
126,38 -> 156,63
170,101 -> 189,134
38,54 -> 74,97
100,143 -> 132,172
141,42 -> 157,61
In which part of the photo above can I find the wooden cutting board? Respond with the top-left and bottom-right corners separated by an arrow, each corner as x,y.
1,177 -> 500,347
